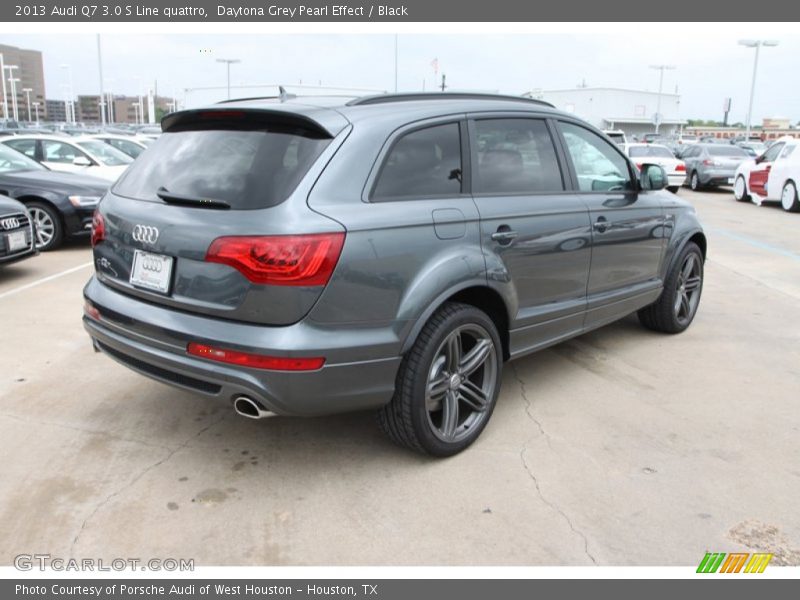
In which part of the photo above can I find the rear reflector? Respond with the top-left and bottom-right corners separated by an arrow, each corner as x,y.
205,232 -> 345,286
187,342 -> 325,371
91,210 -> 105,247
84,299 -> 101,321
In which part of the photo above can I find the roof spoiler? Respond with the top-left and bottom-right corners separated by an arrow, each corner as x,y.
161,107 -> 336,138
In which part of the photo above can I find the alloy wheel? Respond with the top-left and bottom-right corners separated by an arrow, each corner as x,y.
425,324 -> 498,443
30,207 -> 55,249
674,253 -> 702,326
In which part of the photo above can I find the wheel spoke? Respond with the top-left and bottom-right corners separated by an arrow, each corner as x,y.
458,338 -> 492,377
441,390 -> 459,440
680,293 -> 690,318
458,380 -> 488,412
684,275 -> 701,292
445,331 -> 462,374
674,290 -> 683,315
426,374 -> 449,400
681,255 -> 695,280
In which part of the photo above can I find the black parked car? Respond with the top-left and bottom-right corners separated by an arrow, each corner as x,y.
0,194 -> 37,265
0,143 -> 109,250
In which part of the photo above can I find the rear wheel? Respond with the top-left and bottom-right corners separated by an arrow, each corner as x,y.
734,175 -> 751,202
638,242 -> 704,334
781,181 -> 800,213
28,202 -> 63,251
378,302 -> 502,456
690,171 -> 701,191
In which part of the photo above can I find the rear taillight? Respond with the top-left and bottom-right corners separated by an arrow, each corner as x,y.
676,163 -> 686,172
187,342 -> 324,371
635,163 -> 643,170
702,159 -> 715,167
91,210 -> 105,247
205,232 -> 345,286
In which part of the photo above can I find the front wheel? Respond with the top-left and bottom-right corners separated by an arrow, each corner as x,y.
734,175 -> 750,202
638,242 -> 704,334
378,302 -> 502,456
28,201 -> 63,251
781,181 -> 800,213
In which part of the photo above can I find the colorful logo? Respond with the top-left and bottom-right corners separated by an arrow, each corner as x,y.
697,552 -> 773,573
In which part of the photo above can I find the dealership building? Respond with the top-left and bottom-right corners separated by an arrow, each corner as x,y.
524,86 -> 686,139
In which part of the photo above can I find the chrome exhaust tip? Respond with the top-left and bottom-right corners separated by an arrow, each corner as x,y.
233,396 -> 276,420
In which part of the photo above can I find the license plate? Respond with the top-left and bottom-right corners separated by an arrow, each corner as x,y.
6,230 -> 26,252
727,177 -> 734,185
130,249 -> 173,294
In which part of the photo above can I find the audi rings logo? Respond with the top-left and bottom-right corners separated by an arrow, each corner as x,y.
1,217 -> 20,230
132,224 -> 159,245
140,256 -> 164,273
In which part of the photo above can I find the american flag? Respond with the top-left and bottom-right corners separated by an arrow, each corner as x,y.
431,58 -> 439,76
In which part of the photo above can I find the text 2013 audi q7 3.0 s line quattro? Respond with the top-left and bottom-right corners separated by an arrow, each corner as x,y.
83,93 -> 707,456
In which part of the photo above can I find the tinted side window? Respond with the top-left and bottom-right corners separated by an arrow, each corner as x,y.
473,119 -> 564,194
559,122 -> 634,192
5,139 -> 36,159
372,123 -> 462,201
762,143 -> 784,162
42,140 -> 86,164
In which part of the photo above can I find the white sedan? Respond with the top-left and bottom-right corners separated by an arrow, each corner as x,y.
623,143 -> 686,192
1,134 -> 133,182
733,136 -> 800,212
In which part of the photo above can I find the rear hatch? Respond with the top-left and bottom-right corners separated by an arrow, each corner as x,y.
92,107 -> 349,326
707,146 -> 749,170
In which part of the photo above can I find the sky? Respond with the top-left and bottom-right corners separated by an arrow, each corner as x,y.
2,32 -> 798,123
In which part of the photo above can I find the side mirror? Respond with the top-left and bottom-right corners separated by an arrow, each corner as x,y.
73,156 -> 92,167
639,163 -> 668,191
754,154 -> 765,164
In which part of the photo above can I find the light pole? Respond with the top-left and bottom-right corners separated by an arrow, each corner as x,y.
649,64 -> 675,135
105,78 -> 115,123
6,70 -> 20,122
32,101 -> 40,124
60,64 -> 75,124
0,53 -> 7,122
216,58 -> 240,99
22,87 -> 32,122
739,39 -> 779,141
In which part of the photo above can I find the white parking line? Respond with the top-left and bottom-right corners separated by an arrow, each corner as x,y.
0,262 -> 93,301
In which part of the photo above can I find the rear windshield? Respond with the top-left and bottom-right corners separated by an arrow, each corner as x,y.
708,146 -> 749,157
629,145 -> 674,158
113,129 -> 331,209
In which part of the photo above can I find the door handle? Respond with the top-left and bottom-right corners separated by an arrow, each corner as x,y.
491,226 -> 518,244
593,216 -> 609,233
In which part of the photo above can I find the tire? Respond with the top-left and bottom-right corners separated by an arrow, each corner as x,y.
690,171 -> 701,191
638,242 -> 704,334
781,181 -> 800,213
27,201 -> 63,251
378,302 -> 503,457
734,175 -> 751,203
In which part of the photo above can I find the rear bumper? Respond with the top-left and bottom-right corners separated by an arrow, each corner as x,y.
699,169 -> 737,186
667,173 -> 685,187
83,276 -> 402,416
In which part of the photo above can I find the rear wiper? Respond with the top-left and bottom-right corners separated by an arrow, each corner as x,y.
156,187 -> 230,210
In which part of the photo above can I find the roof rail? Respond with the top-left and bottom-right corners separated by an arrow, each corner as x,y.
346,92 -> 555,108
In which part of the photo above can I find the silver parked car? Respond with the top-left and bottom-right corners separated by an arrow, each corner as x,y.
682,143 -> 750,190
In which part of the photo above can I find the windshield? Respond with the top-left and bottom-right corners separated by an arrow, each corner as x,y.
708,146 -> 749,157
76,140 -> 134,166
113,128 -> 331,209
629,145 -> 675,158
0,144 -> 46,172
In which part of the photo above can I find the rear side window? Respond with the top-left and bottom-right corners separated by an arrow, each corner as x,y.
113,129 -> 331,210
371,123 -> 462,201
5,139 -> 37,159
473,119 -> 564,194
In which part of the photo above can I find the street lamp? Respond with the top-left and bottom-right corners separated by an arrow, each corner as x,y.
60,64 -> 75,124
22,87 -> 32,122
649,64 -> 676,135
0,53 -> 8,122
738,39 -> 779,142
32,101 -> 40,124
4,65 -> 19,121
216,58 -> 241,99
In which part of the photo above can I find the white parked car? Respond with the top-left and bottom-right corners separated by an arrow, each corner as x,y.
733,136 -> 800,212
602,129 -> 627,146
623,143 -> 686,193
1,134 -> 132,182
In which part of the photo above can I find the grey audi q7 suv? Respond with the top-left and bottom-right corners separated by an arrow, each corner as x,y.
83,93 -> 706,456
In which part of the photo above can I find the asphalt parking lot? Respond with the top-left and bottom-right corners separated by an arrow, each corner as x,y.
0,187 -> 798,567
